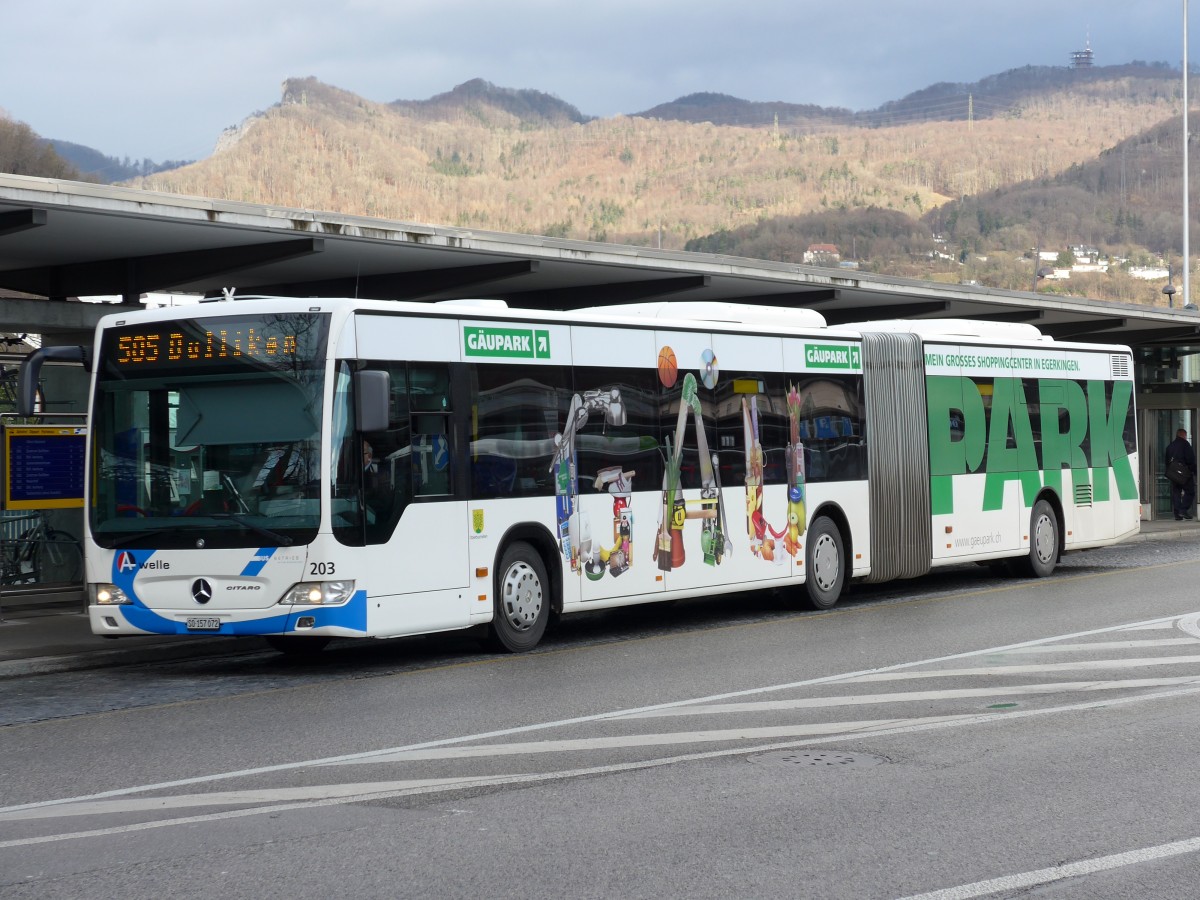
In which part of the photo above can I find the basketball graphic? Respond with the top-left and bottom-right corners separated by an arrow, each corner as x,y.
700,348 -> 719,389
657,345 -> 678,388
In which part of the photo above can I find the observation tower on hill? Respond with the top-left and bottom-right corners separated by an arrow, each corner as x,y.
1071,35 -> 1094,68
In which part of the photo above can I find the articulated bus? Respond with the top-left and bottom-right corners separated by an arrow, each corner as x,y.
19,295 -> 1140,654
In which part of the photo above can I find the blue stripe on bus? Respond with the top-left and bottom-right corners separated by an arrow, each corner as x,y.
240,547 -> 276,577
109,550 -> 367,636
114,591 -> 368,636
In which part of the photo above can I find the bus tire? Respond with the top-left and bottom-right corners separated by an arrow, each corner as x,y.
487,541 -> 549,652
1017,499 -> 1059,578
804,516 -> 845,610
265,635 -> 332,657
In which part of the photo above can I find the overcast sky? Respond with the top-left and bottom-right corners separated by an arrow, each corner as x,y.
0,1 -> 1189,163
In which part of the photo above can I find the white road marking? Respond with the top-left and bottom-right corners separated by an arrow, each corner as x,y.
896,836 -> 1200,899
618,676 -> 1200,717
841,655 -> 1200,682
1176,612 -> 1200,640
0,776 -> 534,822
6,683 -> 1200,848
0,614 -> 1188,818
992,638 -> 1199,653
323,715 -> 982,763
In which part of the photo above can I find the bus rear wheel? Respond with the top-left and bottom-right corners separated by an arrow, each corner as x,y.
803,516 -> 845,610
487,541 -> 549,652
1016,499 -> 1059,578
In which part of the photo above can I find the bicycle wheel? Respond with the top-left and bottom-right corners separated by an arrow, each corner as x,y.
39,529 -> 82,584
11,530 -> 40,583
0,546 -> 21,585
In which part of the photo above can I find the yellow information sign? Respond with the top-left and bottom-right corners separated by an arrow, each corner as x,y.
3,425 -> 87,510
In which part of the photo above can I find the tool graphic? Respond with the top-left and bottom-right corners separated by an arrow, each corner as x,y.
653,371 -> 731,571
550,388 -> 627,573
743,385 -> 807,562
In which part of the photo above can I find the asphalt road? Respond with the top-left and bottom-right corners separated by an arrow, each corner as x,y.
3,536 -> 1200,899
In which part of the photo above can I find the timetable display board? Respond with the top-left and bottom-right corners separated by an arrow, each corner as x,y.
3,425 -> 87,509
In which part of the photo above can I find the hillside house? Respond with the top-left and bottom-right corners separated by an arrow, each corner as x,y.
1130,266 -> 1170,280
803,243 -> 840,266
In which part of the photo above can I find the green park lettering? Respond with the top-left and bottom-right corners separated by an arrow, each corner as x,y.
926,375 -> 1136,514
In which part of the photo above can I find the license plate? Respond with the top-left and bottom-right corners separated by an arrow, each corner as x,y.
186,616 -> 222,631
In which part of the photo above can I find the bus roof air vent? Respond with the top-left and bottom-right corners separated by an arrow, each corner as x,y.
577,301 -> 827,330
845,318 -> 1047,342
436,298 -> 509,310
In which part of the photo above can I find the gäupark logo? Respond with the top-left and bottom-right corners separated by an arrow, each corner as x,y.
805,343 -> 861,370
464,326 -> 551,359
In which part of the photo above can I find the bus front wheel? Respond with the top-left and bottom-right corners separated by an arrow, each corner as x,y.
803,516 -> 845,610
487,541 -> 549,652
1016,499 -> 1059,578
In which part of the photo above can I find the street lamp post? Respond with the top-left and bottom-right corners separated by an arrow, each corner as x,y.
1185,0 -> 1191,306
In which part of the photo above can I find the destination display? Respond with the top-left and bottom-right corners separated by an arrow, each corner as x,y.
100,312 -> 330,376
3,426 -> 87,510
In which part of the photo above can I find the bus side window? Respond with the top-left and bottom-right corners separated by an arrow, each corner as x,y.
361,362 -> 412,544
469,363 -> 571,499
412,414 -> 452,496
409,365 -> 453,497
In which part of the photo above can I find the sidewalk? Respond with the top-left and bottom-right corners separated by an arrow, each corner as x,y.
0,590 -> 258,678
1,519 -> 1197,679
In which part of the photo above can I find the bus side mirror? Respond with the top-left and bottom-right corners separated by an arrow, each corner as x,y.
17,345 -> 92,416
354,370 -> 390,433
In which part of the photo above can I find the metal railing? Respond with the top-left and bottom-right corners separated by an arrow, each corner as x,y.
1,510 -> 82,588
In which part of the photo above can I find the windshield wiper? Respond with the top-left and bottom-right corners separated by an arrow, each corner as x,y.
109,528 -> 177,548
208,513 -> 294,547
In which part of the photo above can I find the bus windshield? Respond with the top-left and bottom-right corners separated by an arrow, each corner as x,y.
89,311 -> 330,549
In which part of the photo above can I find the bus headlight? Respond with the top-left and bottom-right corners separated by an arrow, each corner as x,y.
92,583 -> 132,605
278,581 -> 355,606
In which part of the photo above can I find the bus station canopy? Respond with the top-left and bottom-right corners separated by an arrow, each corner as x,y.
1,173 -> 1198,347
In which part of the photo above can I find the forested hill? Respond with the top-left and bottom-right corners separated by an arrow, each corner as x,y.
633,92 -> 854,128
926,116 -> 1184,256
637,64 -> 1180,128
3,62 -> 1190,306
389,77 -> 591,126
0,117 -> 83,180
689,113 -> 1192,305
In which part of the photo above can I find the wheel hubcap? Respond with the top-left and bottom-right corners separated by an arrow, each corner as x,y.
1033,514 -> 1055,563
502,561 -> 542,631
812,534 -> 839,591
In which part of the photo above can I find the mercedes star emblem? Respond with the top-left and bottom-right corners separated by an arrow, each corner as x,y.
191,578 -> 213,605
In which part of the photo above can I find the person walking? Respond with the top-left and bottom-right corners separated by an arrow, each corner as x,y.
1165,428 -> 1196,520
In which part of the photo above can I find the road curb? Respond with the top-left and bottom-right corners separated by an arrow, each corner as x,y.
0,634 -> 261,680
1,525 -> 1195,679
1131,526 -> 1198,542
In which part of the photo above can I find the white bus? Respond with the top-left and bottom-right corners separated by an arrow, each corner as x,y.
19,296 -> 1140,655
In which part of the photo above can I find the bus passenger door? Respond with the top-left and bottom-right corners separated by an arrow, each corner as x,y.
651,328 -> 741,596
927,349 -> 974,562
927,350 -> 1021,561
351,360 -> 470,635
568,325 -> 665,603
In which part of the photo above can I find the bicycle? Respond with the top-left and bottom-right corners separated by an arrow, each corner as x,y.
0,511 -> 82,586
0,362 -> 44,417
